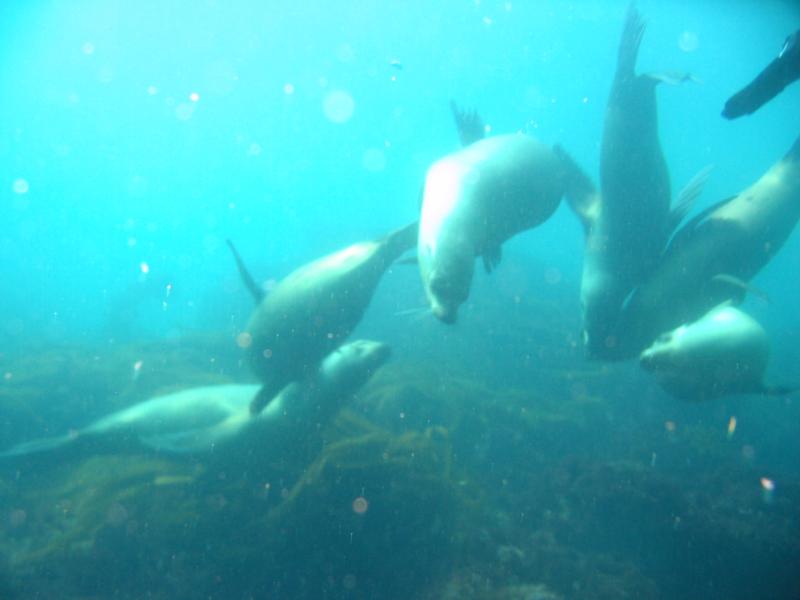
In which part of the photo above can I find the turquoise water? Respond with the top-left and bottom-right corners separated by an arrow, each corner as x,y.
1,1 -> 799,598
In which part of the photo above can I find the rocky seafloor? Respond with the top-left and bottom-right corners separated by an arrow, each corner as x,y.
0,319 -> 798,600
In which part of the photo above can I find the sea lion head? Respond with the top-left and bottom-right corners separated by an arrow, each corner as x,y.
638,328 -> 685,373
326,339 -> 392,389
579,266 -> 627,359
425,247 -> 474,324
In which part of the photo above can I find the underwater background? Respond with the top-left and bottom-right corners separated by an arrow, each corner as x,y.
1,0 -> 799,598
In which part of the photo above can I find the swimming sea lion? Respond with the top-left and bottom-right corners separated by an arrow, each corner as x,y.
235,224 -> 414,415
615,132 -> 800,358
639,305 -> 792,401
0,340 -> 391,459
569,3 -> 705,359
418,130 -> 597,323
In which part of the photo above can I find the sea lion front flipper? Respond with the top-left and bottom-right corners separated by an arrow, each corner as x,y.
644,71 -> 700,86
482,245 -> 502,273
226,239 -> 265,304
667,165 -> 713,234
710,274 -> 770,303
139,428 -> 212,454
449,100 -> 485,147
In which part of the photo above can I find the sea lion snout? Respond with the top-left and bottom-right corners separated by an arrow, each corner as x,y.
431,303 -> 458,324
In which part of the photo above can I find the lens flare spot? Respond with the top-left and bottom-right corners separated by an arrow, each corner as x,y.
352,496 -> 368,514
727,416 -> 737,439
236,332 -> 253,349
362,148 -> 386,172
175,102 -> 195,121
139,262 -> 150,274
323,90 -> 355,123
678,30 -> 699,53
12,179 -> 29,194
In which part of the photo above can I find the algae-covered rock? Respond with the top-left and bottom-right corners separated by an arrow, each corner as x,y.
258,423 -> 460,599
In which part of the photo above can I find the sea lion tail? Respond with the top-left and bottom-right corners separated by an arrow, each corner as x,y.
553,144 -> 601,237
383,221 -> 419,260
226,239 -> 265,304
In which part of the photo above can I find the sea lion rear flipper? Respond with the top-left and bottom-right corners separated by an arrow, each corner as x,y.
663,195 -> 736,254
482,245 -> 502,273
250,382 -> 284,416
616,2 -> 646,78
553,144 -> 601,237
226,239 -> 265,304
449,100 -> 485,147
667,165 -> 713,233
0,433 -> 75,458
383,221 -> 419,260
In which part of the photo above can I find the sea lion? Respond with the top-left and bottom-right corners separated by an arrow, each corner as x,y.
615,132 -> 800,358
418,125 -> 597,323
723,29 -> 800,119
639,305 -> 793,401
568,3 -> 705,359
0,340 -> 391,459
232,224 -> 415,415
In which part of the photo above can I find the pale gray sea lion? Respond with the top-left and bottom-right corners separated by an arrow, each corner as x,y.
0,340 -> 391,459
569,3 -> 706,359
235,224 -> 415,415
615,133 -> 800,358
418,125 -> 597,323
639,305 -> 793,401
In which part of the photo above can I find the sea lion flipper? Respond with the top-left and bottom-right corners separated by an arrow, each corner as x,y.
668,165 -> 713,233
663,195 -> 736,254
710,274 -> 770,303
249,382 -> 284,416
449,100 -> 485,147
616,2 -> 646,77
0,433 -> 75,458
383,221 -> 419,260
644,71 -> 699,86
226,239 -> 265,304
553,144 -> 601,237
